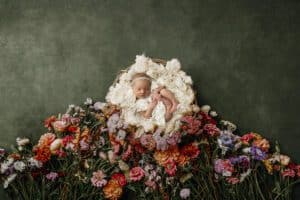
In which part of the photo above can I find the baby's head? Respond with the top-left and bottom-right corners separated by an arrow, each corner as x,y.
131,73 -> 152,99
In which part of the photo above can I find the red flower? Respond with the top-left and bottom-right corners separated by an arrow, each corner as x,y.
112,173 -> 127,187
180,143 -> 200,159
164,159 -> 177,176
203,123 -> 220,137
67,126 -> 78,133
44,115 -> 56,129
281,168 -> 296,178
62,135 -> 74,146
180,116 -> 202,135
199,112 -> 216,124
240,133 -> 255,145
226,177 -> 239,184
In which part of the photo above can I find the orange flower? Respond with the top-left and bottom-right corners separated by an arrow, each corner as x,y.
34,146 -> 51,163
154,146 -> 180,166
177,154 -> 190,167
38,133 -> 56,147
103,179 -> 123,200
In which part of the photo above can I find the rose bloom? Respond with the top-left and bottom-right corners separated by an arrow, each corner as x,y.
112,173 -> 127,187
253,139 -> 270,152
103,179 -> 123,200
52,120 -> 69,132
38,133 -> 56,147
129,167 -> 145,182
121,145 -> 132,161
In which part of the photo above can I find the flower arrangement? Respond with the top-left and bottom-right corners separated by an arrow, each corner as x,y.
0,98 -> 299,200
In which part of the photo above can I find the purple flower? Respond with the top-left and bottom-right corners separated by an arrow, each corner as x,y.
167,131 -> 181,146
214,159 -> 234,177
229,155 -> 250,169
153,129 -> 169,151
250,146 -> 266,160
180,188 -> 191,199
46,172 -> 59,181
80,140 -> 90,151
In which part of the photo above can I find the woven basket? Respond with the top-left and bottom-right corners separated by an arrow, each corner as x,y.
111,58 -> 198,106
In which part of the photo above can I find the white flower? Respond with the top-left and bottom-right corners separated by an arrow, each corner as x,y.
279,155 -> 290,166
93,102 -> 106,111
1,158 -> 14,174
242,147 -> 251,154
28,157 -> 43,168
180,188 -> 191,199
84,98 -> 93,105
118,160 -> 129,171
3,174 -> 17,189
201,105 -> 211,113
16,137 -> 30,146
13,161 -> 26,172
210,110 -> 218,117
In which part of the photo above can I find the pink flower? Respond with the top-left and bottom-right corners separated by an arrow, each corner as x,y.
180,116 -> 202,135
164,159 -> 177,176
180,188 -> 191,199
281,169 -> 295,178
203,123 -> 220,137
145,180 -> 157,190
62,135 -> 74,146
167,131 -> 181,146
226,177 -> 239,184
214,159 -> 234,177
91,170 -> 107,187
46,172 -> 59,181
129,167 -> 145,182
296,165 -> 300,177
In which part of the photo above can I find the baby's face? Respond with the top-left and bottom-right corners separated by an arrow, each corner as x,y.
132,79 -> 151,99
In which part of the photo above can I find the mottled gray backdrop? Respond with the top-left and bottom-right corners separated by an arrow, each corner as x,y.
0,0 -> 299,199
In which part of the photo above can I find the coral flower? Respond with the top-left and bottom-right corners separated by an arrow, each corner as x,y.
34,146 -> 51,163
103,179 -> 123,200
253,139 -> 270,152
129,167 -> 145,182
44,115 -> 56,129
203,123 -> 220,137
38,133 -> 56,147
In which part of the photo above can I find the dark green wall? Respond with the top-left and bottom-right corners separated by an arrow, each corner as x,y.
0,0 -> 299,199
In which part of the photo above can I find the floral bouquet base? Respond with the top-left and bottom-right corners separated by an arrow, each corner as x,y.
0,99 -> 299,200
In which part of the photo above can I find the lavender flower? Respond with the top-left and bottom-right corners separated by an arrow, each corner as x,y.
107,113 -> 125,133
167,131 -> 181,146
153,129 -> 169,151
93,102 -> 106,111
80,140 -> 90,151
250,146 -> 267,160
180,188 -> 191,199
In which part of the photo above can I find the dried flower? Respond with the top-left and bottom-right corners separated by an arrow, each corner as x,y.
91,170 -> 107,187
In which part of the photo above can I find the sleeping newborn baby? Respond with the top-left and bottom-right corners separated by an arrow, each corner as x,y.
131,73 -> 179,122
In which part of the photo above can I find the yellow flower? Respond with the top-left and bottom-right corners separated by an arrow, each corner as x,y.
263,160 -> 273,174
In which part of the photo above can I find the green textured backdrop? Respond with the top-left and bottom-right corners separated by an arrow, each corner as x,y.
0,0 -> 299,199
